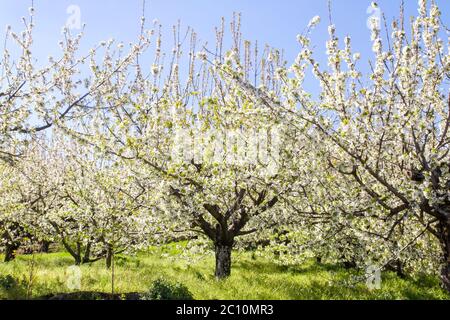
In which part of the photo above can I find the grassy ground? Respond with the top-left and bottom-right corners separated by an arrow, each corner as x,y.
0,244 -> 449,300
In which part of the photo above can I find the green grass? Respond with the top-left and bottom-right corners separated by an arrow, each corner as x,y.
0,245 -> 448,300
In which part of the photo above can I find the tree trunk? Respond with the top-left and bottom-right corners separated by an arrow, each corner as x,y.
342,260 -> 357,269
4,243 -> 19,262
387,259 -> 406,278
215,244 -> 232,279
438,220 -> 450,293
61,238 -> 81,265
39,241 -> 51,253
81,242 -> 92,264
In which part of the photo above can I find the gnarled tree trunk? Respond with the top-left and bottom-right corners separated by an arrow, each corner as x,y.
4,243 -> 19,262
81,242 -> 92,264
215,244 -> 232,279
438,220 -> 450,293
386,259 -> 406,278
186,191 -> 278,280
39,240 -> 51,253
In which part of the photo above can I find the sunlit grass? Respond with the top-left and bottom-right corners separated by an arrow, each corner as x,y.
0,245 -> 448,300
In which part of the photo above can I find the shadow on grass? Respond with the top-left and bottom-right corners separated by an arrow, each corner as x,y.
234,258 -> 349,276
231,259 -> 450,300
36,291 -> 142,300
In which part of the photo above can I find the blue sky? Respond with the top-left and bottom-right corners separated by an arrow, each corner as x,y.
1,0 -> 448,92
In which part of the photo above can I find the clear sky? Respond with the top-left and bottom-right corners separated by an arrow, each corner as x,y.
1,0 -> 449,93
